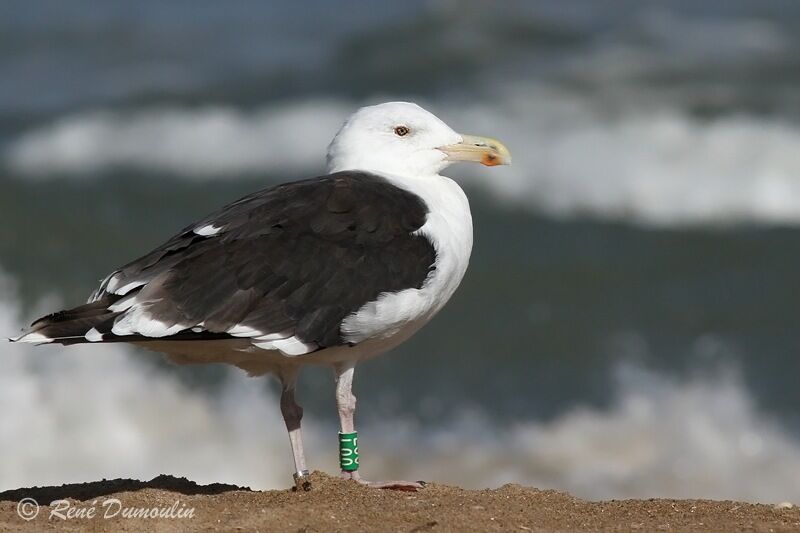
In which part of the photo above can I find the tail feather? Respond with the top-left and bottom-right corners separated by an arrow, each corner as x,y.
11,293 -> 236,346
12,297 -> 121,345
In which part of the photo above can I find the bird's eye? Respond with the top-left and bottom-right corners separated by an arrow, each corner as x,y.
393,125 -> 410,137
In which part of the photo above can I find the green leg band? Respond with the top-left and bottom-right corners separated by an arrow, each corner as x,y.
339,431 -> 359,471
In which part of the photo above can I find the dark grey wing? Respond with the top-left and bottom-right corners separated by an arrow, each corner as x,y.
21,171 -> 436,353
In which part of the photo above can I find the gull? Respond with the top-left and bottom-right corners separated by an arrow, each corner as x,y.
13,101 -> 511,490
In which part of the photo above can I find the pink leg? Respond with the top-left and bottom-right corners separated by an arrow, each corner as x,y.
279,369 -> 311,491
334,363 -> 425,491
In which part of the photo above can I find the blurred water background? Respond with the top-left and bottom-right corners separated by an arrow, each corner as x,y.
1,0 -> 800,502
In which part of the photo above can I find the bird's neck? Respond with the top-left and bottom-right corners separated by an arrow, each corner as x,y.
326,150 -> 448,178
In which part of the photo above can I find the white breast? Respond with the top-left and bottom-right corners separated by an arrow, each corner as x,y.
340,174 -> 473,345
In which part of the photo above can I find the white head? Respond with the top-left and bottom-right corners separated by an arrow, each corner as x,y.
327,102 -> 510,177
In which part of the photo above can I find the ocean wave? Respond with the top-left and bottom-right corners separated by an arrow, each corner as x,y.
4,101 -> 349,177
452,91 -> 800,226
2,274 -> 799,502
6,94 -> 800,226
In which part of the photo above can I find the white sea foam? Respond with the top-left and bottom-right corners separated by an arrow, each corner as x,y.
6,93 -> 800,226
450,90 -> 800,226
5,101 -> 348,177
2,274 -> 800,502
372,364 -> 800,502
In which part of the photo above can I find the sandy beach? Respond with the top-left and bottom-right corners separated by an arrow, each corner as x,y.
0,472 -> 797,532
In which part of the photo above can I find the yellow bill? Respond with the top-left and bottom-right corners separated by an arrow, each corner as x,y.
439,134 -> 512,166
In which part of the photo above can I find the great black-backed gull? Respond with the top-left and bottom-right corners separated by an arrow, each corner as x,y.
12,101 -> 510,490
